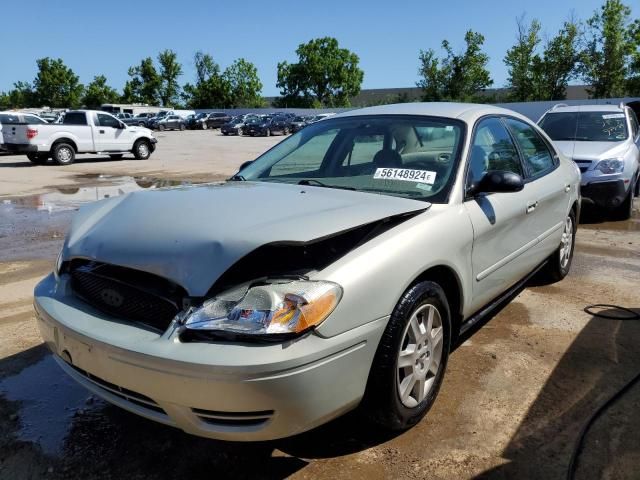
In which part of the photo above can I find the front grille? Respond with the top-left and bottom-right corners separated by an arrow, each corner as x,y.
191,407 -> 274,427
70,260 -> 184,332
67,362 -> 167,416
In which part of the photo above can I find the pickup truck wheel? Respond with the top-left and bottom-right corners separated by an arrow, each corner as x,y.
109,154 -> 124,160
52,143 -> 75,165
133,140 -> 151,160
539,210 -> 576,283
26,153 -> 48,164
362,281 -> 451,430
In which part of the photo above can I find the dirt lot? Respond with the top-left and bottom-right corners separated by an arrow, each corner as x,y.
0,131 -> 639,479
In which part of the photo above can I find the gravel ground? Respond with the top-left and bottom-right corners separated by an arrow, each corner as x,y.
0,130 -> 638,479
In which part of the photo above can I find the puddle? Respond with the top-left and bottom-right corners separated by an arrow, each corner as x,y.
0,175 -> 197,262
0,354 -> 101,456
580,206 -> 640,232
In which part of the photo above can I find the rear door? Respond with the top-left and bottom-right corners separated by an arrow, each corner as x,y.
464,117 -> 540,312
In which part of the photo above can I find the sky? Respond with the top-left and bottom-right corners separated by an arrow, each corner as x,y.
1,0 -> 637,97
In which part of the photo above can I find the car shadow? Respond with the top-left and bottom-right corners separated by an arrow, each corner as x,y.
474,307 -> 640,479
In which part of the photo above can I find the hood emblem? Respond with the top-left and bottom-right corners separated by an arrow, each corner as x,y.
100,288 -> 124,308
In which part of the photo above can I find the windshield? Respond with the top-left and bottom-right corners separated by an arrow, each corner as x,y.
239,115 -> 464,203
539,111 -> 628,142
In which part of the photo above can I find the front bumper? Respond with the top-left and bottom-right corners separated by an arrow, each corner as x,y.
34,273 -> 386,441
581,179 -> 628,208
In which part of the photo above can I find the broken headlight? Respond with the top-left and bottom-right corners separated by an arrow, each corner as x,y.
184,280 -> 342,338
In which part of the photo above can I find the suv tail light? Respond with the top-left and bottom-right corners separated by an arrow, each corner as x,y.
26,128 -> 38,139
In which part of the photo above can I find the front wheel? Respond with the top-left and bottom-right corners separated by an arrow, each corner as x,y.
158,124 -> 165,131
52,143 -> 75,165
133,139 -> 151,160
362,281 -> 451,430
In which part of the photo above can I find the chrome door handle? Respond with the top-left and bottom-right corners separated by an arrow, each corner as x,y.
564,184 -> 571,193
526,201 -> 538,214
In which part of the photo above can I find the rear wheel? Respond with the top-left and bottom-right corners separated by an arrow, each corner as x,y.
539,210 -> 576,283
133,139 -> 151,160
362,281 -> 451,430
26,152 -> 48,164
109,154 -> 124,160
51,143 -> 75,166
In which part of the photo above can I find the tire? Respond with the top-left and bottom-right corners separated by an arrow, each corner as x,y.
133,139 -> 151,160
109,154 -> 124,160
237,128 -> 242,136
158,124 -> 165,131
362,281 -> 451,430
180,124 -> 185,131
202,123 -> 208,130
51,143 -> 75,166
612,187 -> 634,221
265,129 -> 271,137
539,210 -> 576,283
138,122 -> 145,127
222,132 -> 228,136
26,152 -> 48,164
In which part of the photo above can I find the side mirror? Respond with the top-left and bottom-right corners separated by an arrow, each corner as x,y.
115,122 -> 125,129
238,160 -> 254,171
468,170 -> 524,197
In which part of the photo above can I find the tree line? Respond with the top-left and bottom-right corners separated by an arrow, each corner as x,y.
1,0 -> 638,111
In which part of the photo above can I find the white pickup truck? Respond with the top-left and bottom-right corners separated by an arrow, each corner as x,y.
1,110 -> 157,165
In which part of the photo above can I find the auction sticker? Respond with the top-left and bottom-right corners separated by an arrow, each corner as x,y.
374,168 -> 437,184
602,113 -> 625,119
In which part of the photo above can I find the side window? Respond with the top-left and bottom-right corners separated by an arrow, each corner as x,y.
25,116 -> 47,125
504,118 -> 555,177
97,113 -> 120,128
63,112 -> 88,125
343,134 -> 386,166
467,117 -> 522,187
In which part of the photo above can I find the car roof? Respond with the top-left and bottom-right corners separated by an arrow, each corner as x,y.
333,102 -> 529,124
543,104 -> 626,114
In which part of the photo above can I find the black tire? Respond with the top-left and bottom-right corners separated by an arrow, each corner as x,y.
362,281 -> 451,430
612,188 -> 634,221
133,139 -> 151,160
202,123 -> 208,130
222,132 -> 228,136
109,154 -> 124,160
265,129 -> 271,137
137,122 -> 145,127
51,143 -> 75,166
26,152 -> 48,164
180,124 -> 185,131
539,210 -> 576,283
158,124 -> 165,131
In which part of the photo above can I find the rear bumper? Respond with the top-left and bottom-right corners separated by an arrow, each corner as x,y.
581,180 -> 628,208
34,273 -> 386,441
2,143 -> 38,153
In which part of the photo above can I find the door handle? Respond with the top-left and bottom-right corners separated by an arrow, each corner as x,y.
564,184 -> 571,193
526,201 -> 538,214
99,129 -> 105,134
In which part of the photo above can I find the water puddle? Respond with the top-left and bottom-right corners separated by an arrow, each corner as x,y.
0,354 -> 101,456
0,175 -> 197,262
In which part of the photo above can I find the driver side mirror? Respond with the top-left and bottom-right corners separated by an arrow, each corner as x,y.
238,160 -> 254,171
115,122 -> 125,129
467,170 -> 524,197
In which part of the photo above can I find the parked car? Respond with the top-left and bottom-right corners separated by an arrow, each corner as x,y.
123,112 -> 156,127
188,113 -> 208,129
220,116 -> 246,136
538,103 -> 640,220
34,103 -> 580,441
308,113 -> 336,124
2,110 -> 156,164
155,115 -> 186,131
243,115 -> 290,136
203,112 -> 232,129
289,115 -> 311,133
116,113 -> 133,120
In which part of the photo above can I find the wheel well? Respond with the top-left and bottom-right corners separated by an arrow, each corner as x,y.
571,199 -> 580,223
51,138 -> 77,153
410,265 -> 463,337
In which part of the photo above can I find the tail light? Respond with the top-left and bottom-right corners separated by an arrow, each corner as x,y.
26,128 -> 38,139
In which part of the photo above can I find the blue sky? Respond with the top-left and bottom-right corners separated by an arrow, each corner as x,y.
1,0 -> 637,97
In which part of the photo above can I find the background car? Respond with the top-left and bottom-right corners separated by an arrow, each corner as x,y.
289,115 -> 312,133
155,115 -> 186,131
220,116 -> 246,135
204,112 -> 232,129
538,103 -> 640,220
123,112 -> 156,127
188,112 -> 209,129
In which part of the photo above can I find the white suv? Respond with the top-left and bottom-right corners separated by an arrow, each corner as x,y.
538,104 -> 640,220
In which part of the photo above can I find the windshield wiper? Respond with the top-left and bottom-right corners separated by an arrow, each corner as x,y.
297,179 -> 356,191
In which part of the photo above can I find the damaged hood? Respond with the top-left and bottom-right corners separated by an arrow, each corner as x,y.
64,181 -> 429,296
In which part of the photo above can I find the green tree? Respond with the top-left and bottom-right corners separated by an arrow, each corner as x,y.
417,30 -> 493,101
0,81 -> 35,108
158,49 -> 183,107
504,16 -> 542,101
580,0 -> 635,98
276,37 -> 364,107
81,75 -> 120,108
181,51 -> 230,108
532,19 -> 581,100
123,57 -> 161,105
223,58 -> 264,107
627,19 -> 640,95
33,57 -> 83,107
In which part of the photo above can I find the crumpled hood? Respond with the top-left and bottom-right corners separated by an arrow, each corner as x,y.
64,181 -> 429,296
554,140 -> 629,161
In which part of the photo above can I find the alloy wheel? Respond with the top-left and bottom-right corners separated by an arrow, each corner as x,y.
559,215 -> 573,269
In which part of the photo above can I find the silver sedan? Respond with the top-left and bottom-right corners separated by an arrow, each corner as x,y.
34,102 -> 581,441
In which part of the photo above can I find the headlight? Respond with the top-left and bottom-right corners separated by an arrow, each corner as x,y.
184,280 -> 342,338
595,159 -> 625,174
